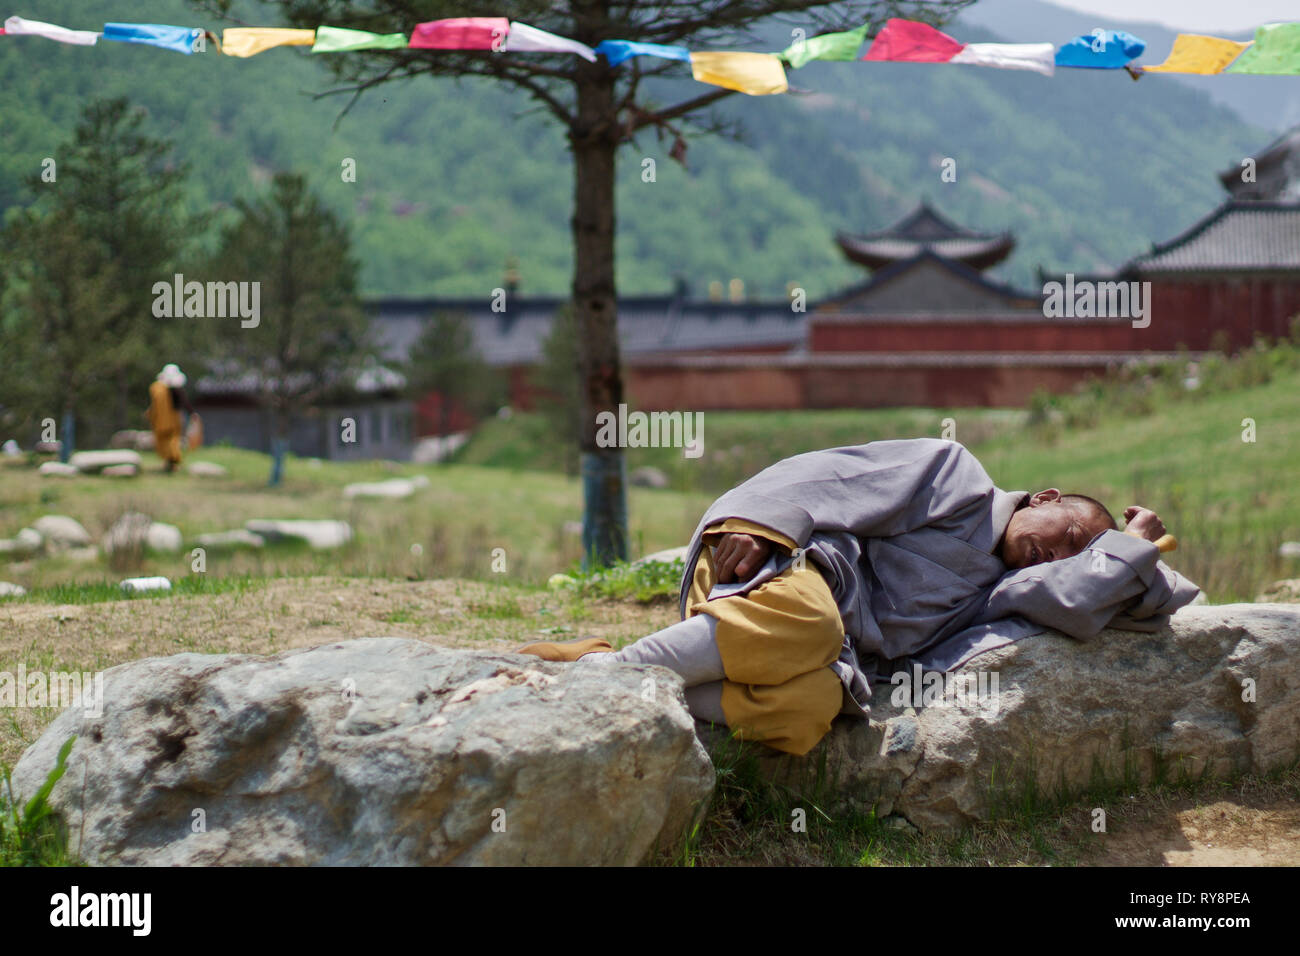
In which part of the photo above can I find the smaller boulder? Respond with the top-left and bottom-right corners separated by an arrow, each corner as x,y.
630,466 -> 670,489
1,439 -> 19,457
146,523 -> 183,553
633,546 -> 688,568
343,478 -> 417,499
33,515 -> 91,551
194,529 -> 264,550
0,528 -> 42,557
0,581 -> 26,599
244,519 -> 352,550
69,450 -> 143,473
1279,542 -> 1300,559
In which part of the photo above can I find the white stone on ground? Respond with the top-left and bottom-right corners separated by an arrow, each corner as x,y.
38,462 -> 78,478
33,515 -> 91,550
69,450 -> 142,473
244,519 -> 352,550
119,577 -> 171,593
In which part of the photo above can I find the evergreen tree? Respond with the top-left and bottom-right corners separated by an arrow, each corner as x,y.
209,171 -> 374,485
405,311 -> 503,439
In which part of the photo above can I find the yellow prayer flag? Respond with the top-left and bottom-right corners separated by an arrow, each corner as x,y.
1142,33 -> 1250,74
222,27 -> 316,58
690,51 -> 788,95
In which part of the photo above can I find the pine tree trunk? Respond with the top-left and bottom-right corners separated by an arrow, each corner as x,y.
570,46 -> 627,568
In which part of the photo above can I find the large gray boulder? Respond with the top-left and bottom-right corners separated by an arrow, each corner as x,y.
731,604 -> 1300,833
11,639 -> 714,866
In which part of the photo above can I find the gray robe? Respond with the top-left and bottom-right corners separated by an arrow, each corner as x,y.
676,438 -> 1202,717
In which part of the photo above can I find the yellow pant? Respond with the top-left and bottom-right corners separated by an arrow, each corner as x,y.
688,519 -> 845,756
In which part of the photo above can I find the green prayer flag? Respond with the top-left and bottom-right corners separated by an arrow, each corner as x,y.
1226,22 -> 1300,74
312,25 -> 408,53
778,24 -> 868,69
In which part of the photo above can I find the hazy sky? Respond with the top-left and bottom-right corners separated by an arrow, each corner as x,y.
1045,0 -> 1297,33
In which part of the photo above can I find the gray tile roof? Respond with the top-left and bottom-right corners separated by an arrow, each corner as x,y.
1126,201 -> 1300,273
371,296 -> 806,367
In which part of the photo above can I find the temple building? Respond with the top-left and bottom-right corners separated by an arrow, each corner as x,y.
370,125 -> 1300,434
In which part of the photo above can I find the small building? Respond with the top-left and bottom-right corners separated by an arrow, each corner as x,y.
194,365 -> 414,461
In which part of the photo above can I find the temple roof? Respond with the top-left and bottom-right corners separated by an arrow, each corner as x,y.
1218,125 -> 1300,201
1124,200 -> 1300,274
836,201 -> 1015,272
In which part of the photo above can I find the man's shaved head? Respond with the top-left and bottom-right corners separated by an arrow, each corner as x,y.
998,489 -> 1117,570
1061,494 -> 1118,533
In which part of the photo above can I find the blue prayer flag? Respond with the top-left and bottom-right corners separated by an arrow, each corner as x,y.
103,22 -> 204,55
1055,29 -> 1145,68
595,39 -> 691,67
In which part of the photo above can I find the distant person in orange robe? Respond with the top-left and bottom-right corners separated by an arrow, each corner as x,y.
147,364 -> 195,473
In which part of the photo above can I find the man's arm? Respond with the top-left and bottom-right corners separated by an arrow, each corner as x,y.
700,438 -> 995,553
970,529 -> 1201,639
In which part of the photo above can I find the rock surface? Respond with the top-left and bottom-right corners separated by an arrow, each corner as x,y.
0,581 -> 26,598
245,519 -> 353,550
725,604 -> 1300,833
33,515 -> 91,551
12,639 -> 715,866
102,464 -> 138,478
69,450 -> 143,473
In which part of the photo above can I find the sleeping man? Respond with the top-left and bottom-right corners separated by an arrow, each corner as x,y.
517,438 -> 1201,755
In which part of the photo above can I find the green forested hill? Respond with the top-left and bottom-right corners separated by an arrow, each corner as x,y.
0,0 -> 1269,298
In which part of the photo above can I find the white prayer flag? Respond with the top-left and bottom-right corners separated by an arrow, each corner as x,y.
950,41 -> 1056,76
4,16 -> 101,46
502,22 -> 597,61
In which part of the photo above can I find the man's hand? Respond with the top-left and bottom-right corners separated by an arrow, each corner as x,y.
713,533 -> 772,583
1123,506 -> 1167,543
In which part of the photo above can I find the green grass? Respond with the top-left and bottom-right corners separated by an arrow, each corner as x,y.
17,574 -> 267,605
1,736 -> 80,867
555,556 -> 687,604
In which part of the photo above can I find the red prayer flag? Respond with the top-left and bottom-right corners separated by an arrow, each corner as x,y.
864,18 -> 964,62
409,17 -> 510,51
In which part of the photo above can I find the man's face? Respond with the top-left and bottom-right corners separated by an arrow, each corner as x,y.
1000,490 -> 1106,570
